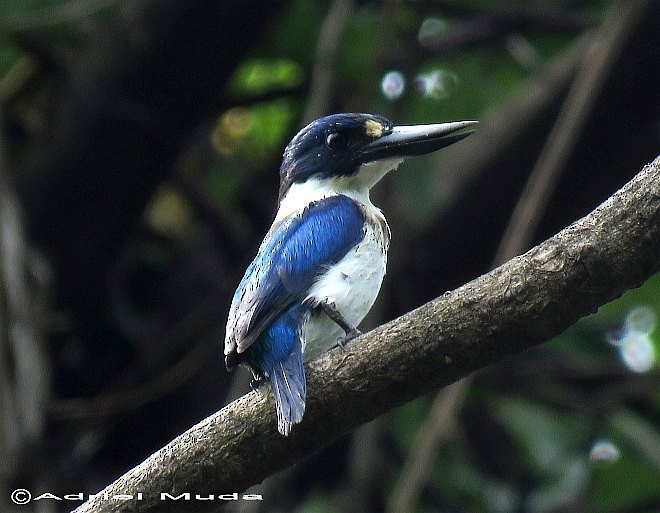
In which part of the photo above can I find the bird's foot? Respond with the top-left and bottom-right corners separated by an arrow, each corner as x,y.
249,370 -> 266,392
334,328 -> 362,350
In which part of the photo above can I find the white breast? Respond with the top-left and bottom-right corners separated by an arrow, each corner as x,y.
275,173 -> 397,361
302,212 -> 390,360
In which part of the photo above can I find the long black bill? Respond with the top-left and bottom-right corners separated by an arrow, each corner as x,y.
360,120 -> 477,161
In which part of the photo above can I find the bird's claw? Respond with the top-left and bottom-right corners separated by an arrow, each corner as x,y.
250,371 -> 266,392
334,328 -> 362,350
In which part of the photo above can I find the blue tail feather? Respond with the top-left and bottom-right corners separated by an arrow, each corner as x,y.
246,305 -> 308,435
270,339 -> 306,436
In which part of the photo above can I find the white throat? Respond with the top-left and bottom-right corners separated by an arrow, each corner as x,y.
275,157 -> 402,224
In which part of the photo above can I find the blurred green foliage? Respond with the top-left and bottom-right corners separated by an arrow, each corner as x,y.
228,59 -> 304,98
584,273 -> 660,344
387,273 -> 660,513
0,41 -> 19,76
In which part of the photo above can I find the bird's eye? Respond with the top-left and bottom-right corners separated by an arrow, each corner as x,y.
325,131 -> 348,150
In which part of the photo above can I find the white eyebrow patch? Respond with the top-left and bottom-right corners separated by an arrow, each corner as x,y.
364,119 -> 385,138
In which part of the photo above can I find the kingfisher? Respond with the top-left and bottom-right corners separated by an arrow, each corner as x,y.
225,113 -> 476,435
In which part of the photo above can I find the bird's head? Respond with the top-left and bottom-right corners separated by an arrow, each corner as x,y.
278,113 -> 476,202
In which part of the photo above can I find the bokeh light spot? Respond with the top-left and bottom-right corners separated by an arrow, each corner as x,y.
619,331 -> 655,373
414,69 -> 458,99
381,71 -> 405,101
589,439 -> 620,464
624,306 -> 655,333
418,17 -> 448,46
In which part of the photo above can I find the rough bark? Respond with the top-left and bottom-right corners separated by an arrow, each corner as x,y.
72,155 -> 660,513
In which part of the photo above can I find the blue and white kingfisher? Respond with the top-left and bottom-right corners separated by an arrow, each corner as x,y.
225,113 -> 476,435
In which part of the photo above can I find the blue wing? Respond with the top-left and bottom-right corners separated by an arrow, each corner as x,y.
225,194 -> 365,357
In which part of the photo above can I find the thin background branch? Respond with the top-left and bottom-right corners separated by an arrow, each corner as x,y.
494,0 -> 649,263
0,0 -> 119,32
0,110 -> 51,489
302,0 -> 353,123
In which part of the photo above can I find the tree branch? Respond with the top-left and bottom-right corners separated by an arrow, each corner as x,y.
73,155 -> 660,513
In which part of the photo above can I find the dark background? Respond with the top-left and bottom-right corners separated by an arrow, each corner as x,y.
0,1 -> 658,512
